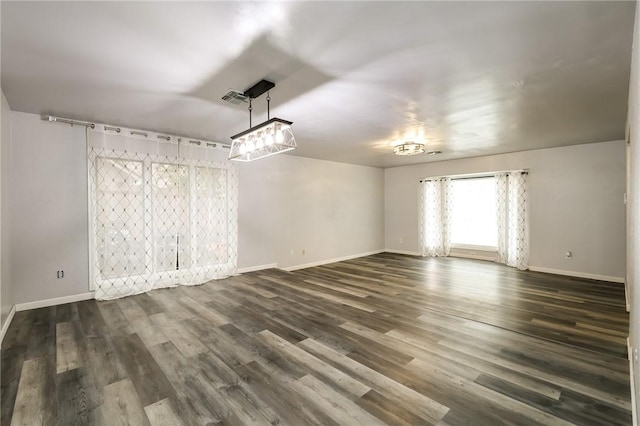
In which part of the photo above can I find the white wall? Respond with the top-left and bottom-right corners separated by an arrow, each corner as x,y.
626,0 -> 639,422
10,112 -> 90,305
237,159 -> 279,270
238,155 -> 385,271
1,89 -> 14,330
385,140 -> 627,281
8,111 -> 385,304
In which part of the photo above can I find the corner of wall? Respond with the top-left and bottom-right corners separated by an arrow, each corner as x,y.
0,88 -> 16,339
626,2 -> 640,424
0,304 -> 16,348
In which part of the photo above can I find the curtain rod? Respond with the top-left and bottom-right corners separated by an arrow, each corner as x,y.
41,115 -> 95,129
419,169 -> 528,183
451,175 -> 495,181
41,114 -> 230,149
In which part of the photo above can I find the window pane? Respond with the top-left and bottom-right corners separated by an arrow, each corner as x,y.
152,163 -> 191,272
195,167 -> 228,266
96,157 -> 146,278
450,177 -> 497,248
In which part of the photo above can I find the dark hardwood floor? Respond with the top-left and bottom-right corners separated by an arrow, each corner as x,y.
0,253 -> 632,425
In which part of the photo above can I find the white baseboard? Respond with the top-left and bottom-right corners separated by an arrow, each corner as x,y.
385,249 -> 496,262
450,252 -> 497,262
625,275 -> 631,312
238,263 -> 278,274
528,266 -> 625,284
628,338 -> 638,426
16,292 -> 95,312
384,249 -> 421,256
0,304 -> 16,347
281,250 -> 385,272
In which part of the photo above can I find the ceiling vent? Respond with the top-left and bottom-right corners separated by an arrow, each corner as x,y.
221,89 -> 249,105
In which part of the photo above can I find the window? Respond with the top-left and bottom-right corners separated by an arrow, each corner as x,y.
88,129 -> 238,300
450,177 -> 497,249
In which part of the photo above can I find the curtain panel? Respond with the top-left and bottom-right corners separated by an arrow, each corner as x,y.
419,178 -> 453,257
87,128 -> 239,300
495,172 -> 529,270
496,174 -> 509,264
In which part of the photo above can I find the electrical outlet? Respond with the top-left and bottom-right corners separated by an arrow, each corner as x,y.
56,270 -> 65,279
399,237 -> 404,244
634,347 -> 638,363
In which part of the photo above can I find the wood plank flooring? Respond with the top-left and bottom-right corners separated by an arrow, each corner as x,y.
1,253 -> 632,425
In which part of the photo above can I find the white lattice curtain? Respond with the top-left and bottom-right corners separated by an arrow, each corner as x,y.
496,172 -> 529,270
87,128 -> 238,300
419,178 -> 453,257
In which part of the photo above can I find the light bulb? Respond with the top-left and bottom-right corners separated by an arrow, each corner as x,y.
265,126 -> 274,145
255,132 -> 264,149
275,130 -> 284,144
247,140 -> 255,151
239,144 -> 247,155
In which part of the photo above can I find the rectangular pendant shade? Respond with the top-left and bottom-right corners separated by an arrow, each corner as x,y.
228,117 -> 296,162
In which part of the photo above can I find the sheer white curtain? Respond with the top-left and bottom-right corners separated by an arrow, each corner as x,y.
496,174 -> 508,264
496,172 -> 529,270
419,178 -> 452,257
87,127 -> 238,300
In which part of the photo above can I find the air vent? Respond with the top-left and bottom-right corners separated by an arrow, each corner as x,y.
222,89 -> 249,105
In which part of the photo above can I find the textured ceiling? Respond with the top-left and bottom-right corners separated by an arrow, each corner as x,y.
1,1 -> 636,167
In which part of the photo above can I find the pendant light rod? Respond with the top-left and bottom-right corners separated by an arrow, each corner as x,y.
266,92 -> 271,120
248,98 -> 253,128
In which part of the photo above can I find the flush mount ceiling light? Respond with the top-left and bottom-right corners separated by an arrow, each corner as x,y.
393,141 -> 425,156
228,79 -> 296,162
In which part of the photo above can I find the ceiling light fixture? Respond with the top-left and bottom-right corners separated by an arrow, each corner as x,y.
228,79 -> 296,162
393,141 -> 425,156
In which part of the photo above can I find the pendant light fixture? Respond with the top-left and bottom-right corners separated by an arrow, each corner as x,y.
228,79 -> 296,161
